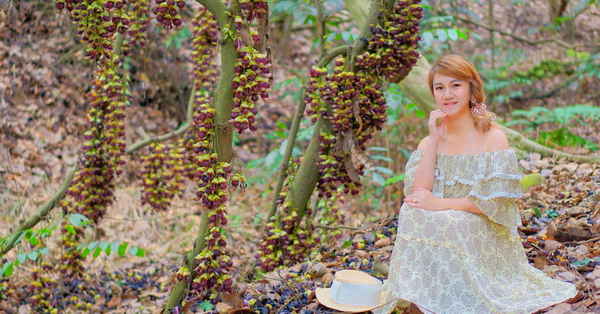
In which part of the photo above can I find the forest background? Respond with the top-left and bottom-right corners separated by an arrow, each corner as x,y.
0,0 -> 600,313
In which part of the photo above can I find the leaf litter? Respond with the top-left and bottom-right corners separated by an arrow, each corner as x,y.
1,2 -> 600,314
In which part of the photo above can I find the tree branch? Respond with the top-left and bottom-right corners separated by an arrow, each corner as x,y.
512,75 -> 579,101
454,15 -> 574,49
266,3 -> 350,223
0,122 -> 192,257
498,124 -> 600,163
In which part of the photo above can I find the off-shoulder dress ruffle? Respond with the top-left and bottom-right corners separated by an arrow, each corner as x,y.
374,149 -> 576,314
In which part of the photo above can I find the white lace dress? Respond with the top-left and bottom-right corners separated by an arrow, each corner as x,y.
374,149 -> 577,314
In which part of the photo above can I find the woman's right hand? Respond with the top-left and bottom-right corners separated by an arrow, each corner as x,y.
428,109 -> 447,143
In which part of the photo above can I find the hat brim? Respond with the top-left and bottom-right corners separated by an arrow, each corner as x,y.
315,287 -> 384,313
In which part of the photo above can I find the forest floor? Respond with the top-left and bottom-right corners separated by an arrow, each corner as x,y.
2,1 -> 600,313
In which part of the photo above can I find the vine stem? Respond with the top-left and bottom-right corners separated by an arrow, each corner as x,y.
163,0 -> 237,311
287,0 -> 395,223
264,0 -> 351,224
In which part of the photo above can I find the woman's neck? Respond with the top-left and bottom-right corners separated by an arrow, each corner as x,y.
445,113 -> 477,136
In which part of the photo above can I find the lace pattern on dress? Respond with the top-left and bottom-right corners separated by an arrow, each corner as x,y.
405,149 -> 523,227
373,149 -> 577,314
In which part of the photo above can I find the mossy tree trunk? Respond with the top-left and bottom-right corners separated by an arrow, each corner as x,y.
282,0 -> 397,222
163,0 -> 237,311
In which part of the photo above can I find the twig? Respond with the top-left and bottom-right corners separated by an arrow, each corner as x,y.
125,123 -> 191,154
512,75 -> 579,101
0,122 -> 192,257
1,167 -> 76,256
314,225 -> 359,230
5,148 -> 23,216
276,270 -> 302,302
454,15 -> 574,49
564,235 -> 600,245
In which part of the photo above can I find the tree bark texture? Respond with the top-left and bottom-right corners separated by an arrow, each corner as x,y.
163,0 -> 236,311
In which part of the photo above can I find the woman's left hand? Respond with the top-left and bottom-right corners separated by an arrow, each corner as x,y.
404,188 -> 443,211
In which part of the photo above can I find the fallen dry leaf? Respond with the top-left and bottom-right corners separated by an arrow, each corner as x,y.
374,237 -> 392,248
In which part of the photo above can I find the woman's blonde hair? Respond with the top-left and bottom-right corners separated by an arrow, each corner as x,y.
427,55 -> 496,132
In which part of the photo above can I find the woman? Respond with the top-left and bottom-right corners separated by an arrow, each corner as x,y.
374,55 -> 577,313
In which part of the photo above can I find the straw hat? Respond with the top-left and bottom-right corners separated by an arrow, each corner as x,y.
315,270 -> 390,313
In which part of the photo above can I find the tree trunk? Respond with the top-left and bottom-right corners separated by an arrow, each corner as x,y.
284,0 -> 395,220
163,0 -> 235,311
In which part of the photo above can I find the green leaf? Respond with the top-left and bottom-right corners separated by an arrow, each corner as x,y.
118,243 -> 129,257
82,247 -> 91,259
253,213 -> 265,226
265,149 -> 280,168
28,236 -> 39,246
65,225 -> 76,235
372,172 -> 385,185
88,241 -> 99,251
27,251 -> 38,261
199,301 -> 214,311
571,257 -> 591,268
435,29 -> 448,42
447,28 -> 459,41
341,240 -> 353,249
93,246 -> 103,258
17,253 -> 27,264
420,31 -> 434,47
533,208 -> 542,218
68,213 -> 89,227
385,174 -> 406,185
367,147 -> 389,152
2,261 -> 14,277
128,247 -> 145,257
520,173 -> 543,192
110,241 -> 120,254
375,166 -> 394,175
371,155 -> 394,162
547,209 -> 559,218
456,29 -> 469,39
39,247 -> 50,255
99,241 -> 110,251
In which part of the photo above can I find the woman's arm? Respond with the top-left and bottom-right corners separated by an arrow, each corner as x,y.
413,137 -> 438,191
404,188 -> 484,214
413,110 -> 447,191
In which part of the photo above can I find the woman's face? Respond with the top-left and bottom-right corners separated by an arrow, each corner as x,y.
432,73 -> 471,116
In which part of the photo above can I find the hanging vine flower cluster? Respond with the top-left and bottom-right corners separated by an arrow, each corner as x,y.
255,157 -> 314,272
238,0 -> 268,22
152,0 -> 185,30
229,0 -> 272,135
55,0 -> 131,59
355,0 -> 423,82
256,202 -> 319,272
231,46 -> 272,134
58,55 -> 130,280
174,101 -> 242,305
140,142 -> 186,211
123,0 -> 150,55
191,6 -> 220,93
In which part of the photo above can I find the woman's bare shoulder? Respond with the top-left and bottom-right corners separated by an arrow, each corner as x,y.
486,127 -> 510,151
417,136 -> 430,150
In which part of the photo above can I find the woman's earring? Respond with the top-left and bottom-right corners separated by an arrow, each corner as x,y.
470,96 -> 476,104
471,102 -> 487,115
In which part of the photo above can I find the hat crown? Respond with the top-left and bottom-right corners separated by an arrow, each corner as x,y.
330,272 -> 382,306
